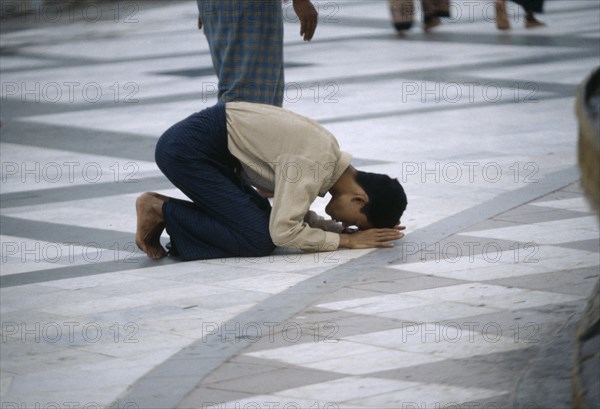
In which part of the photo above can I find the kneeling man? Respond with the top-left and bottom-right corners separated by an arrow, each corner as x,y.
136,102 -> 407,261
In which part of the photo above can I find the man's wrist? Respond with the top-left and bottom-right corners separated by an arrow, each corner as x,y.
339,233 -> 351,249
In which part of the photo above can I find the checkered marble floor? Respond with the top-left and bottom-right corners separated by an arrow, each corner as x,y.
181,183 -> 598,408
1,1 -> 599,408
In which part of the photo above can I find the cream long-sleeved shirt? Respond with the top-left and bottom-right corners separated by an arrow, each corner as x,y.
225,102 -> 352,252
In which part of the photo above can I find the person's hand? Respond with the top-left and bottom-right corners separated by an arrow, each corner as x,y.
198,17 -> 203,30
339,226 -> 406,249
293,0 -> 318,41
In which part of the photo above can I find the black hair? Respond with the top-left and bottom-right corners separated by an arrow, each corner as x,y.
355,171 -> 407,228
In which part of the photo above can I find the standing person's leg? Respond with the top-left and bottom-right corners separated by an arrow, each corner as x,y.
390,0 -> 415,34
510,0 -> 544,14
495,0 -> 510,30
148,104 -> 275,261
198,0 -> 284,106
502,0 -> 545,29
517,0 -> 545,28
421,0 -> 449,32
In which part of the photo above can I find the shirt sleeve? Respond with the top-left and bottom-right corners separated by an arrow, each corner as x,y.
268,154 -> 340,252
304,210 -> 344,234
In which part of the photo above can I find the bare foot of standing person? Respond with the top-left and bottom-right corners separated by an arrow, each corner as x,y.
495,0 -> 510,30
525,10 -> 546,28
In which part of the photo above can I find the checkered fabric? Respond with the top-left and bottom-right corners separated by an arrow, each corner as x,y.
197,0 -> 284,106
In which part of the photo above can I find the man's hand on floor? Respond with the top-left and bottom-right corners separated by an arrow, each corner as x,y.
339,226 -> 406,249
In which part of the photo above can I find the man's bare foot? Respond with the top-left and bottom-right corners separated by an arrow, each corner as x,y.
136,192 -> 167,259
147,192 -> 169,201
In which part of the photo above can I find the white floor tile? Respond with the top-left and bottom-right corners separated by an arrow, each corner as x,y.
530,197 -> 595,213
296,348 -> 445,375
317,293 -> 438,315
223,394 -> 372,409
275,376 -> 415,402
347,381 -> 504,407
465,216 -> 599,245
0,143 -> 157,193
346,326 -> 531,360
377,301 -> 501,323
245,340 -> 382,366
0,235 -> 134,274
214,273 -> 310,294
392,245 -> 600,281
401,283 -> 585,309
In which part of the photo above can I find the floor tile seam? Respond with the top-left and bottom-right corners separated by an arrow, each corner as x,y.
0,134 -> 387,180
199,368 -> 350,393
555,241 -> 600,253
111,165 -> 581,409
0,176 -> 172,209
319,92 -> 576,125
436,234 -> 600,250
332,4 -> 600,31
2,89 -> 576,151
0,0 -> 175,29
211,372 -> 515,404
392,265 -> 600,285
4,32 -> 401,75
0,36 -> 512,76
302,50 -> 594,88
0,119 -> 161,161
2,33 -> 593,80
362,34 -> 597,58
0,215 -> 592,288
0,75 -> 578,129
0,157 -> 386,209
0,215 -> 138,247
0,51 -> 589,132
381,32 -> 600,50
314,303 -> 581,328
0,66 -> 580,126
316,296 -> 586,322
0,226 -> 359,288
475,186 -> 589,217
1,6 -> 199,43
399,231 -> 594,246
3,48 -> 99,65
490,210 -> 596,223
314,301 -> 508,316
0,256 -> 179,288
0,47 -> 214,74
1,0 -> 595,36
